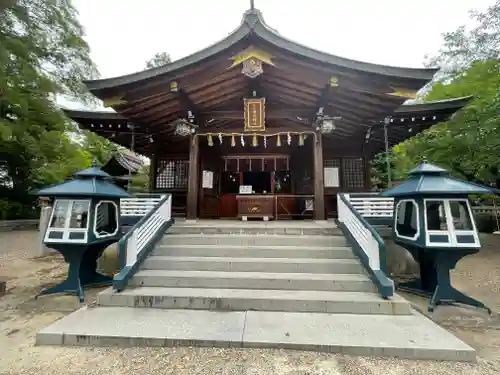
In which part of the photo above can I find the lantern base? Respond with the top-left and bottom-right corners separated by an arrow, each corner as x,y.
35,243 -> 113,304
397,247 -> 492,314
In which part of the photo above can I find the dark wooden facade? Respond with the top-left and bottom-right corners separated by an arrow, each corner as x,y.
64,7 -> 471,220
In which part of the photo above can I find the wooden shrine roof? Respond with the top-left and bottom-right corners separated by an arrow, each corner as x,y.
64,96 -> 472,156
85,9 -> 436,94
70,7 -> 467,156
102,149 -> 144,179
364,96 -> 472,153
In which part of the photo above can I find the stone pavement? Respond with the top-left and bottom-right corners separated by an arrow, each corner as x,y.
2,230 -> 500,374
37,305 -> 475,361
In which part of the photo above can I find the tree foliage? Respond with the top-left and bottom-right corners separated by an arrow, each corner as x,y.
145,52 -> 172,69
0,0 -> 107,219
425,0 -> 500,77
130,165 -> 150,193
373,3 -> 500,191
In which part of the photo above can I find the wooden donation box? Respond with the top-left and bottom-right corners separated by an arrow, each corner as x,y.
236,186 -> 274,221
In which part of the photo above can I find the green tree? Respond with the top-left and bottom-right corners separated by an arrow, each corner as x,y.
403,60 -> 500,185
0,0 -> 99,219
145,52 -> 172,69
130,165 -> 150,193
426,0 -> 500,77
390,60 -> 500,187
385,2 -> 500,189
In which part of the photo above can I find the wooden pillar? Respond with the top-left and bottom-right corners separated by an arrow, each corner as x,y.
364,156 -> 372,191
186,135 -> 199,219
313,133 -> 326,220
148,153 -> 157,192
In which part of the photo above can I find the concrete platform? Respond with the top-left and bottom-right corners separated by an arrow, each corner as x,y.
172,219 -> 337,228
36,306 -> 476,361
166,220 -> 341,235
97,287 -> 411,315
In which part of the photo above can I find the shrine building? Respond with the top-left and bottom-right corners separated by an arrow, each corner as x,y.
65,6 -> 471,221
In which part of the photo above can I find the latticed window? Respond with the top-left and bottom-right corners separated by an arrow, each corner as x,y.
324,159 -> 341,169
342,158 -> 365,190
156,159 -> 189,189
323,159 -> 341,189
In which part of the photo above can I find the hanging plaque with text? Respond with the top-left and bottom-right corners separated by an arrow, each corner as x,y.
244,98 -> 266,132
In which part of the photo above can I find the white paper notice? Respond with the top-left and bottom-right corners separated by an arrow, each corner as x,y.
324,167 -> 340,187
202,170 -> 213,189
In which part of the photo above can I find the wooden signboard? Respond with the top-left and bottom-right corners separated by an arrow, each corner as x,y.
244,98 -> 266,132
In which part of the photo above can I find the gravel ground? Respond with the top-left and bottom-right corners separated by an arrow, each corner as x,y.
1,230 -> 500,375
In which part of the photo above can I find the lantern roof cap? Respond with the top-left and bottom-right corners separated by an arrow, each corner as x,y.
380,161 -> 500,197
34,161 -> 131,198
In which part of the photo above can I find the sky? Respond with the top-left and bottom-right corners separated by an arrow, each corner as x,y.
68,0 -> 494,110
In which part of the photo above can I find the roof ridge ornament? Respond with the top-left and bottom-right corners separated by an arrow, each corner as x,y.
243,0 -> 264,29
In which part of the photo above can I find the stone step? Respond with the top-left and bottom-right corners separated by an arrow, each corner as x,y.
153,244 -> 355,259
142,256 -> 364,274
131,270 -> 376,292
161,234 -> 347,247
36,307 -> 476,362
97,287 -> 411,315
166,225 -> 342,236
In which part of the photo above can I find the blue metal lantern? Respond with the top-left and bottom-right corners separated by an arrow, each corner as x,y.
380,160 -> 498,313
34,161 -> 131,304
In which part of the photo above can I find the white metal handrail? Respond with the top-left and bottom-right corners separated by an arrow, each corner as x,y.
114,194 -> 173,291
124,195 -> 171,267
345,194 -> 394,218
345,194 -> 496,221
339,196 -> 383,271
337,193 -> 394,297
120,195 -> 165,217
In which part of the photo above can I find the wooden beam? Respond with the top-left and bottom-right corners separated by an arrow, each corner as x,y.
244,74 -> 263,98
120,95 -> 179,116
126,102 -> 181,122
260,83 -> 319,104
270,49 -> 410,93
175,88 -> 200,124
186,68 -> 242,95
198,91 -> 243,108
189,76 -> 246,102
123,48 -> 243,100
261,75 -> 322,99
201,108 -> 310,120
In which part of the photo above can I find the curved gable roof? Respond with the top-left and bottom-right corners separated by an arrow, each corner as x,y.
84,8 -> 438,93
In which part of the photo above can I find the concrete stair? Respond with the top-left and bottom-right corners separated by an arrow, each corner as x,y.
98,223 -> 406,315
129,270 -> 376,292
161,233 -> 348,247
36,220 -> 476,361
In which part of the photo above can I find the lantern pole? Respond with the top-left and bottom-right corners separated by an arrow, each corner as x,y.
128,122 -> 135,192
384,117 -> 392,187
